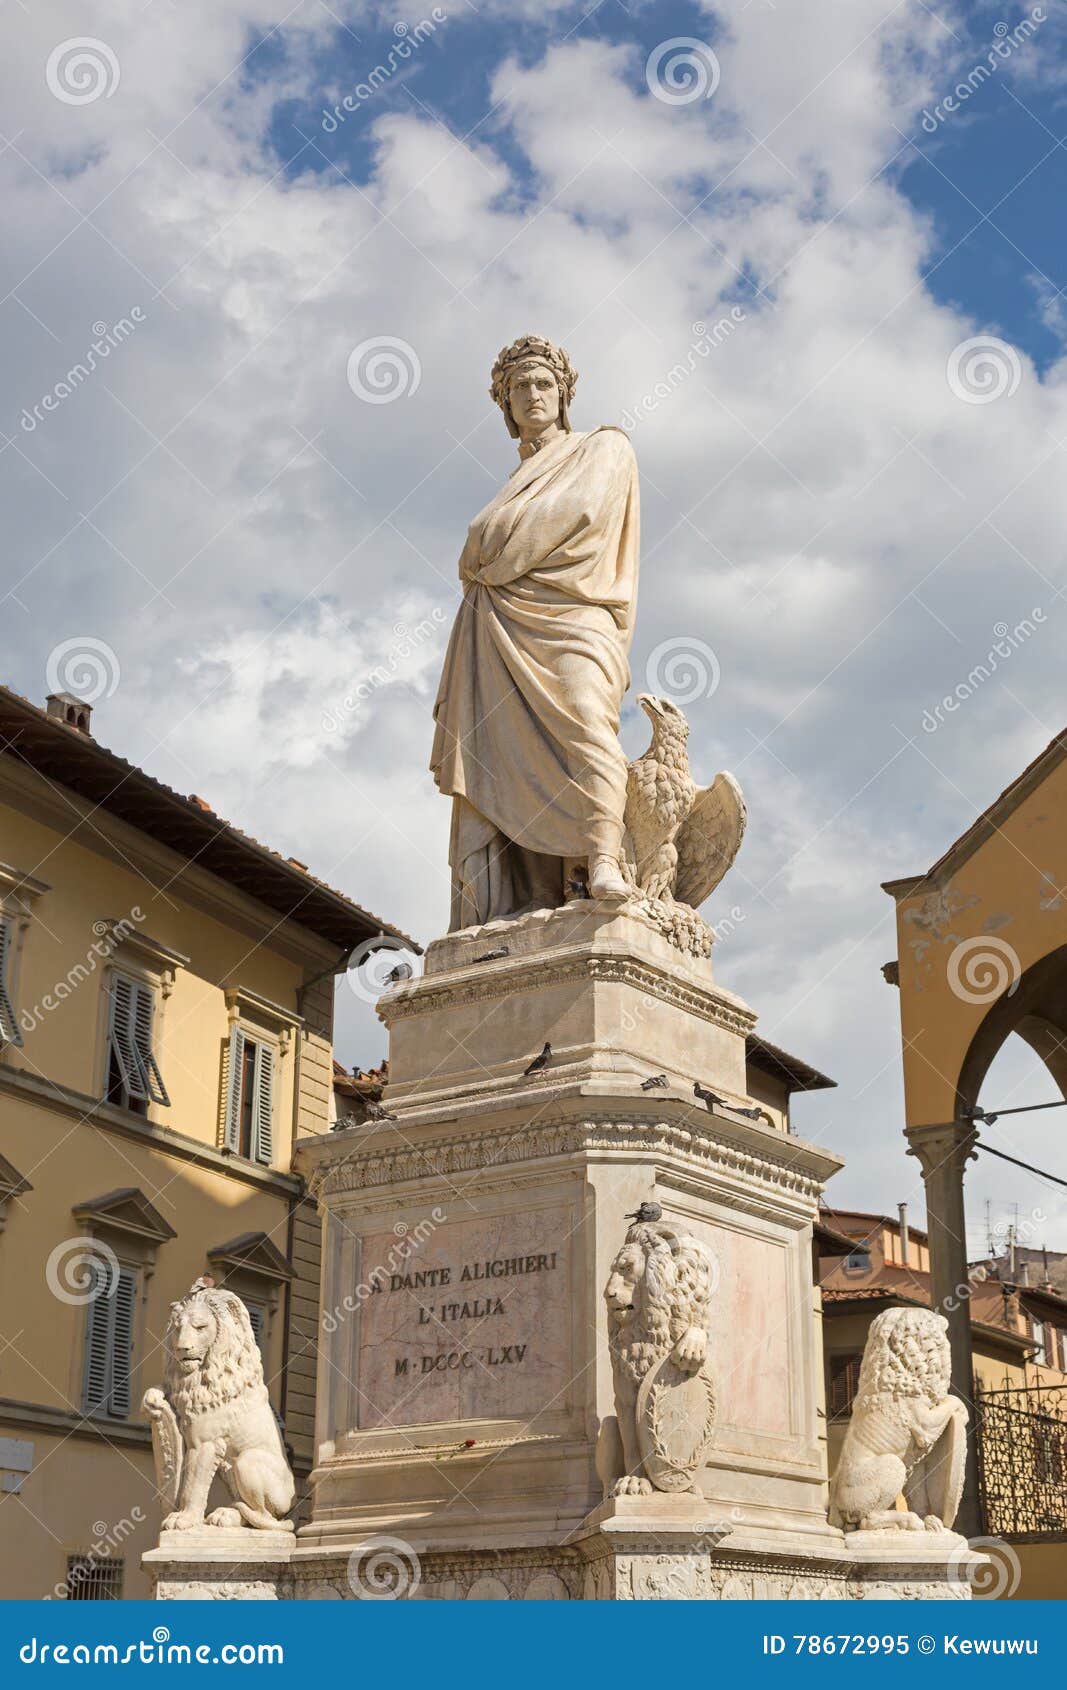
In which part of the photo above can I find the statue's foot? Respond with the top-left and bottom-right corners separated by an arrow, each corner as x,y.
614,1474 -> 653,1497
162,1511 -> 205,1532
206,1507 -> 243,1528
590,856 -> 629,900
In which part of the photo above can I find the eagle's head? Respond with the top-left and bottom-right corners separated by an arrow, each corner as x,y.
637,694 -> 689,744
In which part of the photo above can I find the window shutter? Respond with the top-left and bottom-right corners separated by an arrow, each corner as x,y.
83,1258 -> 116,1414
109,1269 -> 137,1418
132,981 -> 169,1106
109,976 -> 146,1100
828,1352 -> 862,1419
252,1042 -> 274,1165
246,1302 -> 265,1352
0,919 -> 23,1047
221,1026 -> 245,1152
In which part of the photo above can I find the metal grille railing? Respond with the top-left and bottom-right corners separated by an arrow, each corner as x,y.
975,1379 -> 1067,1539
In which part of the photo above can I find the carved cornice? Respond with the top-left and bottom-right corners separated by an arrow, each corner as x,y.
311,1114 -> 828,1204
379,951 -> 756,1039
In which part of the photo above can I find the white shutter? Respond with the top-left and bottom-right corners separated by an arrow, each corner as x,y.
83,1257 -> 116,1413
110,1270 -> 137,1418
109,976 -> 146,1101
132,981 -> 169,1106
220,1026 -> 245,1152
0,919 -> 23,1047
252,1042 -> 274,1165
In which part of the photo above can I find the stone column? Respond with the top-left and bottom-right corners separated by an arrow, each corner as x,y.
905,1119 -> 980,1539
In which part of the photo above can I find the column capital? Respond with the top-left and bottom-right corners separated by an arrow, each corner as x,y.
904,1118 -> 978,1181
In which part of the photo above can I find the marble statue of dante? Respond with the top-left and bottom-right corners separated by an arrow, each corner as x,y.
431,335 -> 640,930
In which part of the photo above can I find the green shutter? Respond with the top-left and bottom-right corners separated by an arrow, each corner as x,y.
110,1270 -> 137,1418
132,981 -> 169,1106
109,976 -> 146,1100
83,1257 -> 116,1413
252,1042 -> 274,1165
221,1026 -> 245,1152
0,919 -> 23,1048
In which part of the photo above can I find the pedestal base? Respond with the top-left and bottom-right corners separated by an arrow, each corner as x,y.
145,1513 -> 983,1599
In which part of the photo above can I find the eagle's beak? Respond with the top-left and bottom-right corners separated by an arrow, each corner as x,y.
636,693 -> 662,717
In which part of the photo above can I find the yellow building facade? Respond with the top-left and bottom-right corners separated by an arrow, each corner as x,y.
0,686 -> 409,1599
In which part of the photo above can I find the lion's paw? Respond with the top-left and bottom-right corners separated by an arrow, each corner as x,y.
614,1475 -> 653,1496
161,1511 -> 204,1532
923,1514 -> 946,1533
206,1508 -> 243,1528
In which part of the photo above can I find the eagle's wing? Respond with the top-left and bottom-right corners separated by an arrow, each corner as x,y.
673,772 -> 746,909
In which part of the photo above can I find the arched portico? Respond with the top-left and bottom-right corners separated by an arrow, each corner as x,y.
884,729 -> 1067,1535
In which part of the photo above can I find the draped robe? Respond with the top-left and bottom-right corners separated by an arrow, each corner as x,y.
431,427 -> 640,930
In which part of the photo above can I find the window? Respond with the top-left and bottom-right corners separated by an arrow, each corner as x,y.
221,1027 -> 274,1165
0,918 -> 22,1049
827,1351 -> 864,1419
83,1257 -> 137,1418
842,1247 -> 871,1277
244,1300 -> 266,1354
106,973 -> 169,1115
65,1555 -> 124,1600
1032,1320 -> 1048,1367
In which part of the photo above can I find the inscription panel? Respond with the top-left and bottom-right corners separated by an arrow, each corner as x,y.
357,1204 -> 572,1429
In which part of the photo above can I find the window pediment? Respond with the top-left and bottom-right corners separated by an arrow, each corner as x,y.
72,1187 -> 176,1249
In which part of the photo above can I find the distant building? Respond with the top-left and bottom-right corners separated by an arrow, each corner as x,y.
0,684 -> 412,1598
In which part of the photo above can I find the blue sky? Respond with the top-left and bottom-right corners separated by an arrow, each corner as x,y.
4,0 -> 1067,1250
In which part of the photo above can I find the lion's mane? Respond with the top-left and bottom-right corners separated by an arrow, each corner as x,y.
608,1223 -> 713,1382
852,1306 -> 950,1409
163,1286 -> 267,1418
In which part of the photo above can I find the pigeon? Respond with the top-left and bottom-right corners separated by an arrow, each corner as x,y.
523,1042 -> 552,1076
625,1201 -> 663,1223
385,962 -> 413,984
623,695 -> 746,907
694,1082 -> 763,1121
473,947 -> 509,962
641,1073 -> 669,1090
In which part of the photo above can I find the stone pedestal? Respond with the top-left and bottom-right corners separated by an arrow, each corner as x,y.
145,904 -> 978,1600
143,1528 -> 296,1600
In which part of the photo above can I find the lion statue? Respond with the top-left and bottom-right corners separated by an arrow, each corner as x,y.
601,1212 -> 717,1497
828,1307 -> 968,1535
143,1278 -> 295,1533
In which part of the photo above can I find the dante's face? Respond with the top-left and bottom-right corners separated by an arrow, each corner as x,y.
507,360 -> 561,434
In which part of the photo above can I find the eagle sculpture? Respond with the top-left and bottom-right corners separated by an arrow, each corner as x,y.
623,695 -> 746,911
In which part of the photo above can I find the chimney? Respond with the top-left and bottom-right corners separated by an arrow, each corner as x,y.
45,691 -> 93,736
898,1202 -> 910,1267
